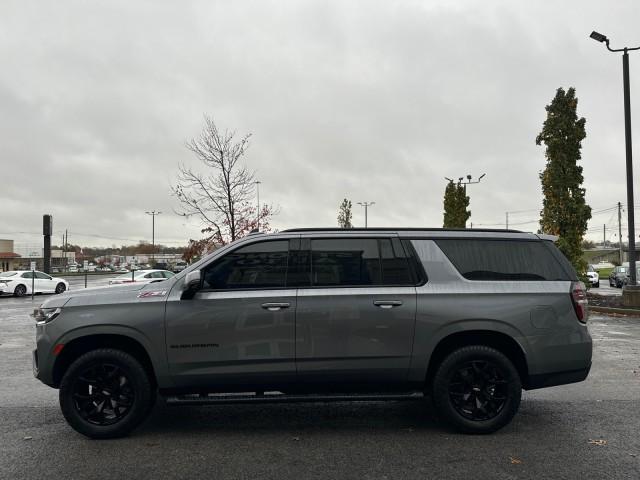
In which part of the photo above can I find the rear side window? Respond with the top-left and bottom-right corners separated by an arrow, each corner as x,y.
304,238 -> 416,287
435,239 -> 572,281
202,240 -> 289,290
379,238 -> 414,285
311,239 -> 381,286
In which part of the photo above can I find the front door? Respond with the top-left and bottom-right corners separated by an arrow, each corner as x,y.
165,239 -> 297,389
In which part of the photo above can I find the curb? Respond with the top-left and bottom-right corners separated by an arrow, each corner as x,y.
590,305 -> 640,316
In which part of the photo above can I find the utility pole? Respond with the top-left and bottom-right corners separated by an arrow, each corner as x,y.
506,212 -> 509,230
619,201 -> 624,264
603,224 -> 607,248
145,211 -> 162,266
43,215 -> 52,274
357,202 -> 375,228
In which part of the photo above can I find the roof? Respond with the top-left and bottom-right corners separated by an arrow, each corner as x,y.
0,252 -> 20,258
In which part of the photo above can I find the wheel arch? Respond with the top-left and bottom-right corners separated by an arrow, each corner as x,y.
424,330 -> 530,391
52,333 -> 157,388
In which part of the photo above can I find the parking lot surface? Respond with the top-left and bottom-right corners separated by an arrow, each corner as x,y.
1,278 -> 639,479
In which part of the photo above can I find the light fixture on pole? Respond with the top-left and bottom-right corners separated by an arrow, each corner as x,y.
145,211 -> 162,266
357,201 -> 375,228
591,31 -> 640,285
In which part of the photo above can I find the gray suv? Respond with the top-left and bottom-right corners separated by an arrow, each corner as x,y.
32,228 -> 592,438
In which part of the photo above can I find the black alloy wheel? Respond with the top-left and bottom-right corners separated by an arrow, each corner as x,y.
432,345 -> 522,434
55,282 -> 66,294
71,363 -> 134,426
14,284 -> 27,297
59,349 -> 154,439
447,360 -> 508,421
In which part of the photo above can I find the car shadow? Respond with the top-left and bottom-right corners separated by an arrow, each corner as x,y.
138,398 -> 444,436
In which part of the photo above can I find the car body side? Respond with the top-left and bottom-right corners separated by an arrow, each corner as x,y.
34,231 -> 592,396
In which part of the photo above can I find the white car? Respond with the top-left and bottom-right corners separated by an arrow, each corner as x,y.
108,269 -> 175,285
0,270 -> 69,297
586,264 -> 599,288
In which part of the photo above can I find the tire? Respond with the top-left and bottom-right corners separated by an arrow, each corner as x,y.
432,345 -> 522,434
59,349 -> 153,439
13,284 -> 27,297
594,281 -> 600,288
55,283 -> 66,294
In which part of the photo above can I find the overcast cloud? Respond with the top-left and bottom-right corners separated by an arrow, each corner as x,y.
1,0 -> 639,248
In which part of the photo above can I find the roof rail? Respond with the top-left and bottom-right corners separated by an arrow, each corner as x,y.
281,227 -> 524,233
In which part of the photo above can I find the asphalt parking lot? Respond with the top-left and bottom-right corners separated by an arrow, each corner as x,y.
1,280 -> 639,479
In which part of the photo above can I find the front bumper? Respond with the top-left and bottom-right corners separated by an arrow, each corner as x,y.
32,349 -> 39,378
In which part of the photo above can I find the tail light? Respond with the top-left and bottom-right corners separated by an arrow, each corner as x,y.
571,281 -> 588,323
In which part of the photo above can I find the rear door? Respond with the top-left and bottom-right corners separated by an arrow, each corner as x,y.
165,239 -> 297,389
21,271 -> 35,293
294,236 -> 417,388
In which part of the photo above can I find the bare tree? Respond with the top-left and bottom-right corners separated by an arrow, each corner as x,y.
172,116 -> 274,248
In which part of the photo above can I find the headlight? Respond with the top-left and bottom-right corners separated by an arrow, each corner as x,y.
31,307 -> 62,324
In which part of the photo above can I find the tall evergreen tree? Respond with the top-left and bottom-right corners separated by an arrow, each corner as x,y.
443,180 -> 470,228
337,198 -> 353,228
536,87 -> 591,273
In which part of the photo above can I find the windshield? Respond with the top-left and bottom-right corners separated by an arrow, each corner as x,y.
0,271 -> 18,277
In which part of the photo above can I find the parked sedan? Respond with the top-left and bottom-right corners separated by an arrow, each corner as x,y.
0,270 -> 69,297
108,269 -> 175,285
609,266 -> 629,288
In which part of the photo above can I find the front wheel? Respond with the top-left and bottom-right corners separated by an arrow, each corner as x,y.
59,349 -> 154,439
55,283 -> 66,294
432,345 -> 522,434
594,281 -> 600,288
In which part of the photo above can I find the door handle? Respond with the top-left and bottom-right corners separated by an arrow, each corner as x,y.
261,302 -> 291,311
373,300 -> 403,309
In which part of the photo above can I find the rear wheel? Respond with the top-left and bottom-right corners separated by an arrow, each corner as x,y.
13,284 -> 27,297
55,283 -> 66,294
59,349 -> 154,439
432,345 -> 521,434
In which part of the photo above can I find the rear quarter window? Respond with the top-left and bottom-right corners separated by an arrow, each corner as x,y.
435,239 -> 573,281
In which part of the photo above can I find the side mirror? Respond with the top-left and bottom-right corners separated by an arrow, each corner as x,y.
181,270 -> 202,300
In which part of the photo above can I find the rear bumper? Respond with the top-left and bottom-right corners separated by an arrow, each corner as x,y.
526,364 -> 591,390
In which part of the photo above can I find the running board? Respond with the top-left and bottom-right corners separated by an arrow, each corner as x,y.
164,391 -> 424,406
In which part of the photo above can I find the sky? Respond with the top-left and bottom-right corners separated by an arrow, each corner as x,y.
1,0 -> 639,249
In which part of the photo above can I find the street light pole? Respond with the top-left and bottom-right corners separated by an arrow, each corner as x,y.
444,174 -> 486,228
591,31 -> 640,285
145,211 -> 161,266
254,180 -> 262,231
357,202 -> 375,228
